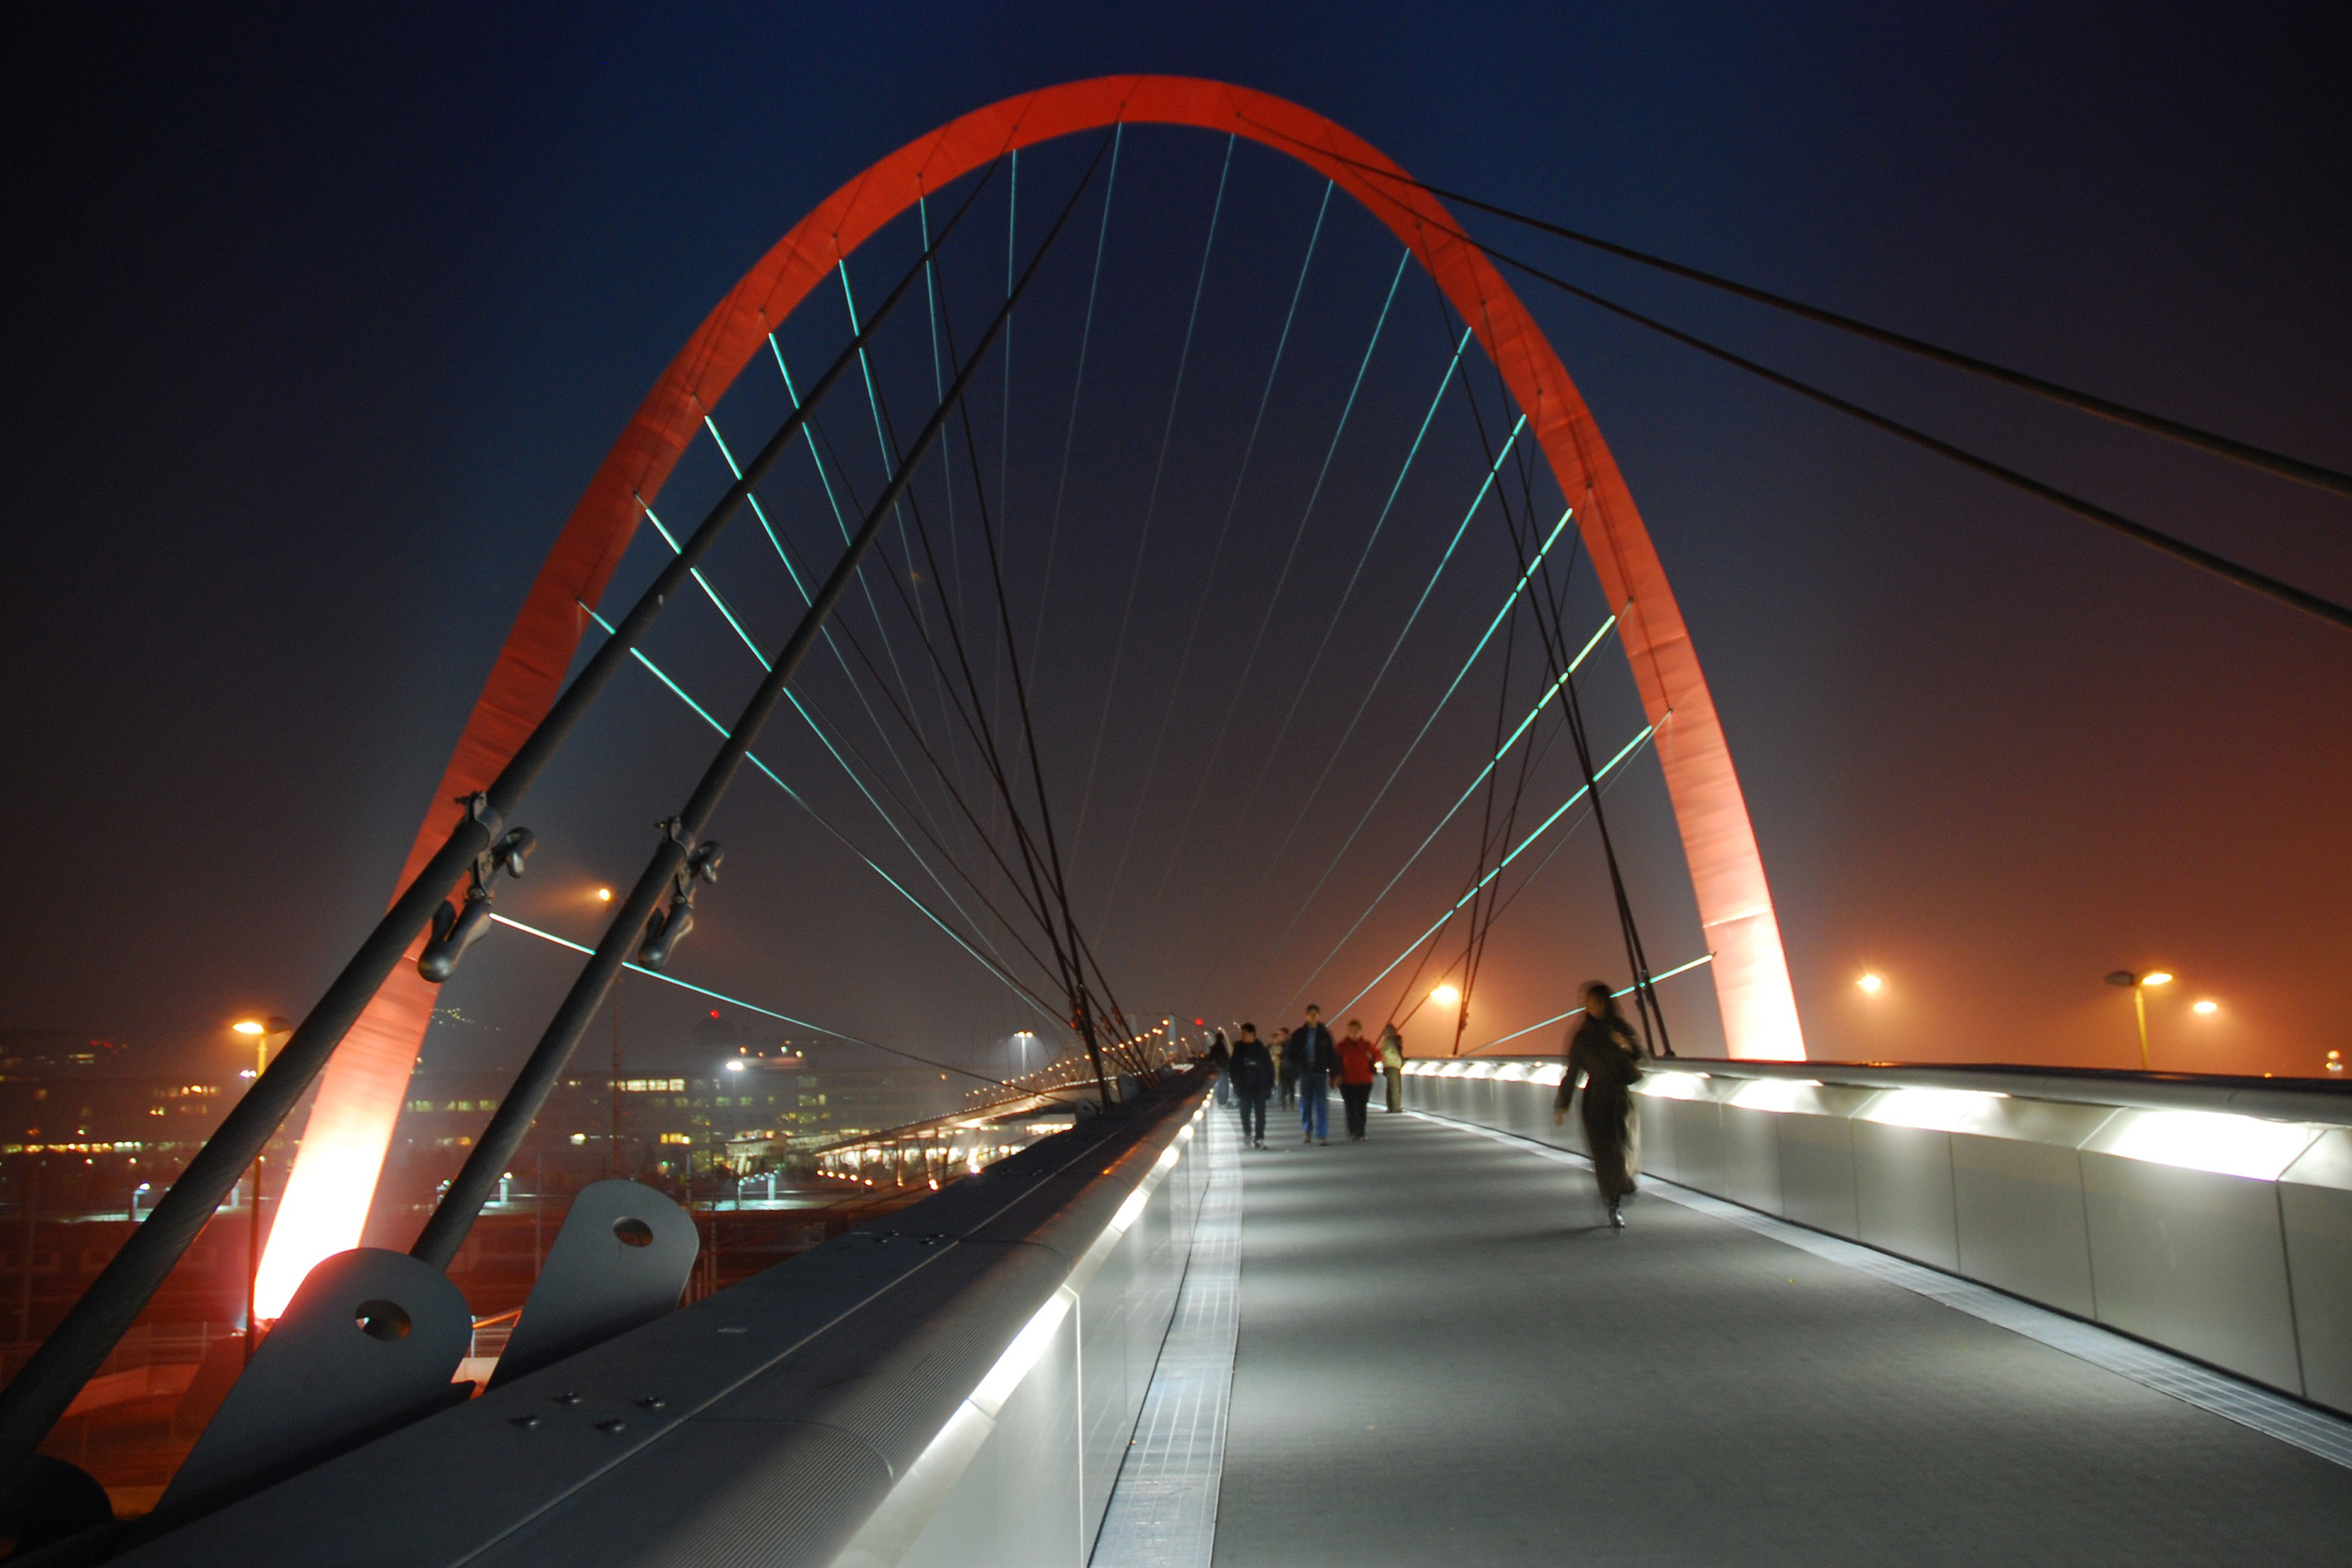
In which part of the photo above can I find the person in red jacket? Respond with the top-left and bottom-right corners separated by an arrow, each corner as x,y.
1334,1020 -> 1381,1141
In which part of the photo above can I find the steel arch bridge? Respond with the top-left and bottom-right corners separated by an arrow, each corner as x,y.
257,74 -> 1806,1317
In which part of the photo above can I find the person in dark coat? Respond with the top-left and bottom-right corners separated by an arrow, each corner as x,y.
1208,1029 -> 1233,1107
1553,982 -> 1643,1227
1272,1027 -> 1298,1108
1291,1006 -> 1338,1145
1229,1023 -> 1275,1148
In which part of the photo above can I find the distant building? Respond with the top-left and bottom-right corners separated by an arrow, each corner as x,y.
379,1047 -> 959,1210
0,1030 -> 276,1218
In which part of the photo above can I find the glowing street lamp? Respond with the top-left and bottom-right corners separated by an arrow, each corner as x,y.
1857,973 -> 1884,995
232,1014 -> 291,1361
2103,970 -> 2172,1071
1430,984 -> 1461,1009
2193,999 -> 2218,1016
595,887 -> 614,903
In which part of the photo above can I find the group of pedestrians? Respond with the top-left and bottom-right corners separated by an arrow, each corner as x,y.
1205,1006 -> 1407,1149
1204,979 -> 1651,1230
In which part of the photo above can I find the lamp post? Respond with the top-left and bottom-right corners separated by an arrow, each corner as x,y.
2102,970 -> 2171,1071
232,1015 -> 292,1362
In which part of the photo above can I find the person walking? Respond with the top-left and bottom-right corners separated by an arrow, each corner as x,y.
1229,1023 -> 1274,1148
1335,1020 -> 1379,1140
1272,1027 -> 1298,1109
1552,982 -> 1644,1227
1208,1029 -> 1233,1107
1291,1006 -> 1337,1145
1379,1024 -> 1406,1113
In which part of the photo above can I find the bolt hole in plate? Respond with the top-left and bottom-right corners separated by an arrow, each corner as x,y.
612,1216 -> 655,1248
353,1298 -> 413,1341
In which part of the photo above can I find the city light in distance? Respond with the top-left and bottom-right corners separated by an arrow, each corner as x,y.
596,888 -> 613,902
1430,984 -> 1461,1008
1857,973 -> 1883,995
2193,999 -> 2218,1015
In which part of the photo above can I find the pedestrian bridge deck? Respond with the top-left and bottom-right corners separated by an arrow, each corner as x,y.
1192,1107 -> 2350,1565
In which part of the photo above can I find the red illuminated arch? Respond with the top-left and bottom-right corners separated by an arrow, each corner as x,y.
260,75 -> 1804,1311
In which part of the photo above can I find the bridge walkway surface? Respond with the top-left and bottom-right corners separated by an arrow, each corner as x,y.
1189,1105 -> 2352,1565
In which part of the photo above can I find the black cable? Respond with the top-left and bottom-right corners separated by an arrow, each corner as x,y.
1442,280 -> 1675,1054
1237,116 -> 2352,504
919,229 -> 1144,1098
1365,196 -> 2352,635
408,127 -> 1118,1273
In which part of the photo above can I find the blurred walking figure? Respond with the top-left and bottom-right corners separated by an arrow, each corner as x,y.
1272,1027 -> 1298,1108
1335,1020 -> 1379,1141
1292,1006 -> 1337,1145
1208,1029 -> 1233,1107
1230,1023 -> 1274,1148
1379,1025 -> 1405,1113
1552,982 -> 1644,1228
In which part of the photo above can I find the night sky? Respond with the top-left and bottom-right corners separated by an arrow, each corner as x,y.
8,2 -> 2348,1089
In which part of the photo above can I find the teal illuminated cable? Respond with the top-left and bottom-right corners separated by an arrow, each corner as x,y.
838,255 -> 965,762
579,604 -> 1061,1027
1279,609 -> 1615,999
1255,318 -> 1474,780
580,587 -> 1027,986
1329,723 -> 1656,1017
1466,954 -> 1719,1053
750,354 -> 960,846
1025,124 -> 1125,678
1242,248 -> 1426,788
1256,412 -> 1528,889
1262,495 -> 1562,978
1146,182 -> 1341,888
771,331 -> 932,753
484,914 -> 1016,1082
1079,135 -> 1245,908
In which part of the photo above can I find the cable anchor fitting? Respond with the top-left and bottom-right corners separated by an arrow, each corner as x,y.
418,805 -> 535,982
638,823 -> 721,971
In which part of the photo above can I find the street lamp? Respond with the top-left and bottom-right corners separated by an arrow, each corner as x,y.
1858,973 -> 1884,995
2103,970 -> 2171,1071
1430,984 -> 1461,1009
232,1014 -> 292,1360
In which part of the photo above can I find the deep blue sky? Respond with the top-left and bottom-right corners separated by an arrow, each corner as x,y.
7,1 -> 2348,1084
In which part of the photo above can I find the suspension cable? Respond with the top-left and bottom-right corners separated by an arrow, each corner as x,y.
1074,134 -> 1238,883
1146,183 -> 1338,895
1026,124 -> 1125,680
581,606 -> 1068,1025
1451,336 -> 1676,1054
0,155 -> 1003,1483
1238,117 -> 2352,504
1390,200 -> 2352,632
405,128 -> 1114,1272
1325,722 -> 1657,1019
484,914 -> 1022,1083
1261,499 -> 1564,1005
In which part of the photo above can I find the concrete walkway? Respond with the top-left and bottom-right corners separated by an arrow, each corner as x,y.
1211,1108 -> 2352,1565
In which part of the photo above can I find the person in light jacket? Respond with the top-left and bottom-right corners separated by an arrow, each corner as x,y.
1379,1025 -> 1406,1113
